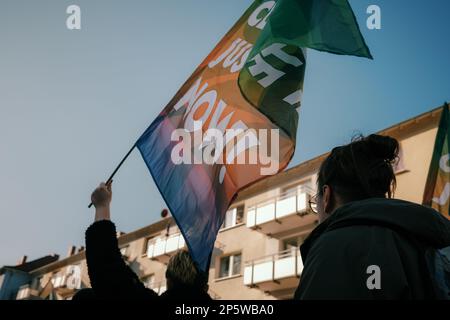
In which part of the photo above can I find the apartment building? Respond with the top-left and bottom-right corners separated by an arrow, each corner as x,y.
5,104 -> 444,300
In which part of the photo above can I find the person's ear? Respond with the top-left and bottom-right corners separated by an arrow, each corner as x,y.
322,185 -> 333,214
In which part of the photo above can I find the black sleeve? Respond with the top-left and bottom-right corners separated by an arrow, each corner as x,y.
85,220 -> 158,300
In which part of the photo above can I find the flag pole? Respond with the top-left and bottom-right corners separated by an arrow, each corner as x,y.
88,143 -> 137,208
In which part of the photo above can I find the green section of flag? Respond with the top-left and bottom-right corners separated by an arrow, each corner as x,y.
239,0 -> 372,140
423,104 -> 450,217
253,0 -> 373,60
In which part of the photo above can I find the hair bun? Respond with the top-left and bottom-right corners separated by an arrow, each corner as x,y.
365,134 -> 399,162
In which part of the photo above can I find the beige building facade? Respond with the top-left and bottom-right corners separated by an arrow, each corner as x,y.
11,105 -> 444,300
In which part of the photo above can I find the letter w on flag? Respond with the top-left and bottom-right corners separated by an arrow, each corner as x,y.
136,0 -> 372,271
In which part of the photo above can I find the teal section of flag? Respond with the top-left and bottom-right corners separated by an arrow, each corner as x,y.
239,0 -> 372,140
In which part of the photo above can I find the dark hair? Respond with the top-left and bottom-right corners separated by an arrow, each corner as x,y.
317,134 -> 399,203
166,250 -> 208,289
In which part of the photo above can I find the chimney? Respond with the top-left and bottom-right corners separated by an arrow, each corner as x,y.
77,246 -> 85,253
17,255 -> 27,265
67,245 -> 77,257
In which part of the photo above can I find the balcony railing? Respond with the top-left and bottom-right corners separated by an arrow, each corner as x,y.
146,232 -> 186,263
246,186 -> 317,236
16,284 -> 40,300
51,273 -> 81,291
52,275 -> 66,288
243,248 -> 303,293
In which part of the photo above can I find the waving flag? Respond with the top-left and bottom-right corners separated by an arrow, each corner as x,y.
136,0 -> 372,271
423,103 -> 450,219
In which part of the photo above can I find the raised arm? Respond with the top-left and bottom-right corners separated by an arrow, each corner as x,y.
86,182 -> 158,300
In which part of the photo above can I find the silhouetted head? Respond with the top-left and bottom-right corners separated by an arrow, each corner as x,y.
165,250 -> 208,292
315,134 -> 399,223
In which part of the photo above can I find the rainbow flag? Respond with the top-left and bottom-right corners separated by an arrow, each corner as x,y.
136,0 -> 372,271
423,104 -> 450,219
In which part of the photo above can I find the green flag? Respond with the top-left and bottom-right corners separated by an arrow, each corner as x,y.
423,103 -> 450,219
239,0 -> 372,140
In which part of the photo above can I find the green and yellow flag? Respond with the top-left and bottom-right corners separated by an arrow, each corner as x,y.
423,103 -> 450,219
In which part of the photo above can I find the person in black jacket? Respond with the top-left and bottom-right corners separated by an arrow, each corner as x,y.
161,250 -> 212,301
294,134 -> 450,299
73,181 -> 211,301
72,181 -> 158,300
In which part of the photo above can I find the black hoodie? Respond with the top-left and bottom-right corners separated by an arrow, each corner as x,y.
294,198 -> 450,300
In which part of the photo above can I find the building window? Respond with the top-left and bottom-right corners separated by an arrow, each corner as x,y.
218,253 -> 242,279
282,235 -> 304,251
235,206 -> 244,224
66,264 -> 82,290
51,273 -> 65,288
144,236 -> 156,256
33,276 -> 43,290
222,206 -> 244,229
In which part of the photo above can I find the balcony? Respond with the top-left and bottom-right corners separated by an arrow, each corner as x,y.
246,186 -> 318,237
50,267 -> 82,298
52,274 -> 66,289
16,284 -> 40,300
146,232 -> 186,264
243,249 -> 303,293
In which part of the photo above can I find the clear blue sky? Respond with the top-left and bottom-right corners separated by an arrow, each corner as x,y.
0,0 -> 449,266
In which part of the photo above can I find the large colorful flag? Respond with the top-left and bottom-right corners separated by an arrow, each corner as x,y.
423,103 -> 450,219
136,0 -> 372,271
